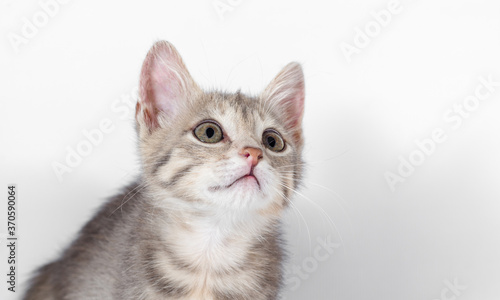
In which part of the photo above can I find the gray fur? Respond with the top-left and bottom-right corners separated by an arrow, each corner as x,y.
24,41 -> 305,300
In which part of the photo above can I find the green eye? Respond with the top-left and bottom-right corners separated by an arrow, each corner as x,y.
194,121 -> 223,143
263,130 -> 285,152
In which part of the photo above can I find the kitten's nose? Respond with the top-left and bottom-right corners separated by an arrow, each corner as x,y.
240,147 -> 263,167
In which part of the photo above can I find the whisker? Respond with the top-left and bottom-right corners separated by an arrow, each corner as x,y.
278,174 -> 353,233
109,181 -> 151,216
272,186 -> 312,253
277,181 -> 346,252
276,149 -> 351,170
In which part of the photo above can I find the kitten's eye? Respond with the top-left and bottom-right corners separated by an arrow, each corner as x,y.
194,121 -> 223,143
262,130 -> 285,152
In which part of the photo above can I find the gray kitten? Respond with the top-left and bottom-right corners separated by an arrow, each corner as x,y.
24,41 -> 305,300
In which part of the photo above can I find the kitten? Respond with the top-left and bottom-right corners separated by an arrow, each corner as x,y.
24,41 -> 305,300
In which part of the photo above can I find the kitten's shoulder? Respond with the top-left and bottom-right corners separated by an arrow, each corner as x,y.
24,181 -> 145,300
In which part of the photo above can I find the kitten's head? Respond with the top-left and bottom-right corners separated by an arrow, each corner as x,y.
136,41 -> 304,218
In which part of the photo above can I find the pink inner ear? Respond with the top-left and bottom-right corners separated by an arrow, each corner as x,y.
263,62 -> 305,131
287,88 -> 305,129
137,41 -> 197,129
149,67 -> 181,114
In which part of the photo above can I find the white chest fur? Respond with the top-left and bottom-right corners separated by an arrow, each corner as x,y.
153,207 -> 272,298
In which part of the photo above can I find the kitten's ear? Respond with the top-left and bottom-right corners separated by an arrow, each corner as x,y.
137,41 -> 200,130
261,62 -> 305,133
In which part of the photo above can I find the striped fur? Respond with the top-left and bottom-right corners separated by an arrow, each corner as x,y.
24,41 -> 305,300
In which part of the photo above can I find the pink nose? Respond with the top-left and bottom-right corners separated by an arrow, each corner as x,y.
240,147 -> 263,167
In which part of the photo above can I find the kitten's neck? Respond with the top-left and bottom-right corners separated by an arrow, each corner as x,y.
137,187 -> 284,298
156,198 -> 277,272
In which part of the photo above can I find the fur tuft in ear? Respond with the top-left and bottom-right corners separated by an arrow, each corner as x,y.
261,62 -> 305,133
137,41 -> 200,131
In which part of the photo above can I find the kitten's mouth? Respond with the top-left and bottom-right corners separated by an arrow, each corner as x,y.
210,172 -> 260,192
230,174 -> 260,188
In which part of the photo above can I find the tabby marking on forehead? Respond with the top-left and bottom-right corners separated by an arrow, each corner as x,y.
24,40 -> 306,300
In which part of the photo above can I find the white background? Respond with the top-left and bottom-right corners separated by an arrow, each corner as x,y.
1,0 -> 500,299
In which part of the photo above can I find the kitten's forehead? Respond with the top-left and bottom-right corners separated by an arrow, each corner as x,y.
192,91 -> 280,140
